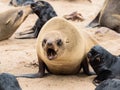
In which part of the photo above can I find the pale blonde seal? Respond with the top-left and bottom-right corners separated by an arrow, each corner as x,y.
17,17 -> 98,78
0,5 -> 32,41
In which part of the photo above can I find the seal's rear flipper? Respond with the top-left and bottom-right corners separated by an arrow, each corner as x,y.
15,32 -> 37,39
16,73 -> 44,78
86,12 -> 100,28
17,29 -> 34,35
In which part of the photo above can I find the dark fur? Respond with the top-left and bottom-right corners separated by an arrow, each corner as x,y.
95,79 -> 120,90
0,73 -> 21,90
16,0 -> 57,39
87,45 -> 120,84
9,0 -> 34,6
88,0 -> 120,33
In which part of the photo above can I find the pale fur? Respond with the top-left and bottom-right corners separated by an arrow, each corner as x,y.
36,17 -> 98,74
0,5 -> 32,41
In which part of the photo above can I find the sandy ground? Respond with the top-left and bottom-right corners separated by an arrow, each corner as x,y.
0,0 -> 120,90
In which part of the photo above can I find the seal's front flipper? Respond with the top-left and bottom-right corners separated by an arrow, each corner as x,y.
81,58 -> 95,75
93,70 -> 112,86
16,59 -> 46,78
16,73 -> 44,78
86,12 -> 100,28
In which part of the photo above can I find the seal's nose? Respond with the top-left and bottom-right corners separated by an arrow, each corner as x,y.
47,42 -> 52,46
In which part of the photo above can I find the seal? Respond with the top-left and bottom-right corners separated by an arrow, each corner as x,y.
0,73 -> 21,90
87,45 -> 120,85
0,5 -> 32,41
17,17 -> 98,78
88,0 -> 120,33
9,0 -> 34,6
15,0 -> 57,39
95,79 -> 120,90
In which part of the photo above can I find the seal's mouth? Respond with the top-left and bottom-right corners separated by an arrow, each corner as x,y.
47,48 -> 57,60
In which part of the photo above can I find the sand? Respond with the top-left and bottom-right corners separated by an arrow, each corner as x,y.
0,0 -> 120,90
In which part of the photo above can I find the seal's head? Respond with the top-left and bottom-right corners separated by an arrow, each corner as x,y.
0,5 -> 32,40
5,5 -> 32,28
87,45 -> 110,75
37,17 -> 81,61
42,31 -> 66,60
87,45 -> 113,84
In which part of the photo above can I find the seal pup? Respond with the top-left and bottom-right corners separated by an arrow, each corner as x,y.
15,0 -> 57,39
87,45 -> 120,85
0,73 -> 21,90
0,5 -> 32,41
17,17 -> 98,78
88,0 -> 120,33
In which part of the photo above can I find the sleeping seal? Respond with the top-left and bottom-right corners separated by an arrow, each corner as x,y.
0,5 -> 32,41
88,0 -> 120,33
17,17 -> 98,78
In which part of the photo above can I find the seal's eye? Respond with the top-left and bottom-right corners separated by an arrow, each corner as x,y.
57,39 -> 63,47
42,39 -> 47,47
17,10 -> 23,17
95,57 -> 101,62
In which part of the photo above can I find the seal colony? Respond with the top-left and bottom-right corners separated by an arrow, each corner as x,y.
17,17 -> 98,78
0,5 -> 32,41
88,0 -> 120,33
